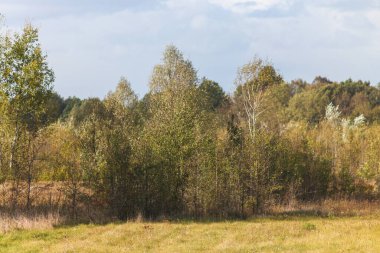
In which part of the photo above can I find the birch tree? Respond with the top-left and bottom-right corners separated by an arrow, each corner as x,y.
0,23 -> 54,209
235,57 -> 283,214
235,57 -> 282,139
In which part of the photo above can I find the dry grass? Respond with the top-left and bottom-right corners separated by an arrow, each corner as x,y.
1,214 -> 380,252
0,213 -> 61,234
270,199 -> 380,216
1,198 -> 380,252
0,182 -> 65,208
0,199 -> 377,234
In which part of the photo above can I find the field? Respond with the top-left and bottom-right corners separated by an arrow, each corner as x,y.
1,214 -> 380,253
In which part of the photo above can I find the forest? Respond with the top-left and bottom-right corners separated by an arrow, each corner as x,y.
1,23 -> 380,222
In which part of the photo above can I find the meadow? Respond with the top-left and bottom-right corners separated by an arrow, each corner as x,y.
1,213 -> 380,253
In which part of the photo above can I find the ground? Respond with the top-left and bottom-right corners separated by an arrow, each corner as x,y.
1,214 -> 380,253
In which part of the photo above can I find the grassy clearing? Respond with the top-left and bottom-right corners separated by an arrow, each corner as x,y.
1,215 -> 380,252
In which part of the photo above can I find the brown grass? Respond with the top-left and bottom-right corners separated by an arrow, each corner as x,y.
0,213 -> 61,233
0,199 -> 377,235
270,199 -> 380,216
0,180 -> 380,235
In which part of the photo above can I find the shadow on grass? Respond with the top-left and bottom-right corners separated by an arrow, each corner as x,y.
50,209 -> 365,230
11,200 -> 378,231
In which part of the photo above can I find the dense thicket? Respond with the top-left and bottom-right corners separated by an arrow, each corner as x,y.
1,23 -> 380,220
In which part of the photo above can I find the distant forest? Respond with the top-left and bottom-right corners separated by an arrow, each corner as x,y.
1,23 -> 380,220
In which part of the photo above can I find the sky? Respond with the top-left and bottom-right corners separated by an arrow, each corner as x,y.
1,0 -> 380,98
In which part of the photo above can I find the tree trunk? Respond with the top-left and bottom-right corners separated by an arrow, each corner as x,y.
26,134 -> 34,211
9,122 -> 20,211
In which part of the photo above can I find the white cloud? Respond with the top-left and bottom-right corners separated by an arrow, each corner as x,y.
2,0 -> 380,97
208,0 -> 294,14
366,9 -> 380,28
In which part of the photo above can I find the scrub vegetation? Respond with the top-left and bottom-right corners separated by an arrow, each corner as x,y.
1,17 -> 380,253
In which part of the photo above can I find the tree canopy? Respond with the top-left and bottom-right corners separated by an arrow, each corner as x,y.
1,21 -> 380,221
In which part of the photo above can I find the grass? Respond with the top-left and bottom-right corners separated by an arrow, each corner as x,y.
1,214 -> 380,252
0,213 -> 61,234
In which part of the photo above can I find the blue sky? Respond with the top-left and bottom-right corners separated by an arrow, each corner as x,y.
1,0 -> 380,98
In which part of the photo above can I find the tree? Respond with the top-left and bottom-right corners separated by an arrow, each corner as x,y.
143,45 -> 213,217
149,45 -> 197,93
69,98 -> 105,126
61,96 -> 82,120
100,77 -> 138,219
198,78 -> 228,111
235,57 -> 282,139
43,92 -> 65,123
0,23 -> 54,210
44,123 -> 82,219
289,79 -> 308,96
312,76 -> 333,85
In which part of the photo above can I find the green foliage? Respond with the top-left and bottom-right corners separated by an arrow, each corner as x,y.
303,223 -> 317,231
288,79 -> 380,123
0,22 -> 54,210
149,45 -> 197,93
0,24 -> 54,130
60,96 -> 82,120
234,57 -> 283,98
198,78 -> 229,110
43,92 -> 65,123
3,20 -> 380,219
289,79 -> 308,95
69,98 -> 106,126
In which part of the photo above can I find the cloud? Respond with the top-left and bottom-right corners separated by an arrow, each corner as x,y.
2,0 -> 380,98
208,0 -> 295,14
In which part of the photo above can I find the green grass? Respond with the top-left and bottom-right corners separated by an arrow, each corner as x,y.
1,215 -> 380,252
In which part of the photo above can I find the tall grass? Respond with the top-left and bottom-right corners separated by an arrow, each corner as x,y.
270,199 -> 380,216
0,213 -> 61,233
0,199 -> 378,235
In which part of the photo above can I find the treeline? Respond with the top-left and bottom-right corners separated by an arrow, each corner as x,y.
1,24 -> 380,220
